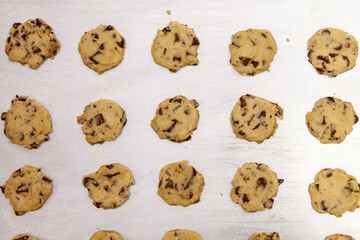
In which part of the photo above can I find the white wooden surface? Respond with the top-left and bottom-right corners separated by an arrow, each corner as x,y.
1,0 -> 360,239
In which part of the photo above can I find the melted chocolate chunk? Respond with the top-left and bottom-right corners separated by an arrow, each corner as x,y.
104,25 -> 114,31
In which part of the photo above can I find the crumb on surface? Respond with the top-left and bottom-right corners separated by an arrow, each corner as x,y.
167,10 -> 171,15
286,38 -> 290,42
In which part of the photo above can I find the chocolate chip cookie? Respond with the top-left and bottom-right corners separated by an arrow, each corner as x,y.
151,95 -> 199,142
308,28 -> 358,77
151,21 -> 200,72
306,97 -> 358,144
12,234 -> 39,240
1,95 -> 52,149
82,163 -> 134,209
5,18 -> 61,69
309,168 -> 360,217
78,25 -> 126,74
90,230 -> 124,240
77,99 -> 127,145
1,166 -> 52,216
158,160 -> 204,207
230,94 -> 284,143
229,29 -> 277,76
231,162 -> 283,212
248,232 -> 280,240
162,229 -> 203,240
325,234 -> 354,240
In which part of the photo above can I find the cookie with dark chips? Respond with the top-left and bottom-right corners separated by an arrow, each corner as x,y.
325,234 -> 354,240
12,233 -> 39,240
248,232 -> 280,240
90,230 -> 124,240
162,229 -> 203,240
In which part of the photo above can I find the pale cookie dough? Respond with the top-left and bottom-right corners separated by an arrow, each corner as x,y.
248,232 -> 280,240
151,21 -> 200,72
5,18 -> 61,69
306,97 -> 358,144
231,162 -> 283,212
90,230 -> 124,240
231,94 -> 283,143
77,99 -> 127,145
78,25 -> 126,74
162,229 -> 203,240
158,160 -> 204,207
82,163 -> 134,209
308,28 -> 358,77
1,166 -> 52,216
151,95 -> 199,142
12,233 -> 39,240
1,95 -> 52,149
325,234 -> 354,240
309,168 -> 360,217
229,29 -> 277,76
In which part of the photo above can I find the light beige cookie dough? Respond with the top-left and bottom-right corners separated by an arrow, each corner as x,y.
12,233 -> 39,240
78,24 -> 126,74
325,234 -> 354,240
162,229 -> 203,240
82,163 -> 134,209
231,162 -> 283,212
158,160 -> 204,207
151,21 -> 199,72
1,95 -> 52,149
306,97 -> 358,144
231,94 -> 283,143
90,230 -> 124,240
309,168 -> 360,217
308,28 -> 358,77
151,95 -> 199,142
1,166 -> 52,216
248,232 -> 280,240
77,99 -> 127,145
229,29 -> 277,76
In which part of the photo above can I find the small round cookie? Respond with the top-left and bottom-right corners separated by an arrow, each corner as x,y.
90,230 -> 124,240
230,162 -> 283,212
151,95 -> 199,142
309,168 -> 360,217
162,229 -> 203,240
230,94 -> 284,143
78,25 -> 126,74
248,232 -> 280,240
1,95 -> 52,149
306,97 -> 358,144
5,18 -> 61,69
1,166 -> 52,216
308,28 -> 358,77
82,163 -> 134,209
229,29 -> 277,76
12,233 -> 39,240
325,234 -> 354,240
77,99 -> 127,145
158,160 -> 205,207
151,21 -> 200,72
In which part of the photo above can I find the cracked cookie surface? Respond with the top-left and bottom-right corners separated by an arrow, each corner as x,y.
248,232 -> 280,240
325,234 -> 354,240
12,233 -> 39,240
90,230 -> 124,240
162,229 -> 203,240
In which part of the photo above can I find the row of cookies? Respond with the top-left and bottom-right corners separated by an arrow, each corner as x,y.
5,19 -> 358,77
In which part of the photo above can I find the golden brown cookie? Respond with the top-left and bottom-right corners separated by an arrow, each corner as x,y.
12,233 -> 39,240
248,232 -> 280,240
90,230 -> 124,240
162,229 -> 203,240
325,234 -> 354,240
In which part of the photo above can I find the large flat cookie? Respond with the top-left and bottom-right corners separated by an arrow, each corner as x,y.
151,95 -> 199,142
229,29 -> 277,76
77,99 -> 127,145
231,94 -> 283,143
231,162 -> 283,212
308,28 -> 358,77
78,25 -> 126,74
325,234 -> 354,240
82,163 -> 134,209
162,229 -> 203,240
151,21 -> 199,72
248,232 -> 280,240
90,230 -> 124,240
306,97 -> 358,144
5,18 -> 61,69
309,168 -> 360,217
158,160 -> 204,207
1,166 -> 52,216
12,234 -> 38,240
1,95 -> 52,149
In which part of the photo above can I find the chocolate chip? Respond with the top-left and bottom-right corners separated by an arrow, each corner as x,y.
247,114 -> 255,125
94,202 -> 102,208
21,32 -> 30,40
106,164 -> 114,169
322,30 -> 330,35
104,25 -> 114,31
92,114 -> 105,126
327,172 -> 332,178
192,37 -> 199,46
7,36 -> 11,43
164,119 -> 178,132
104,186 -> 110,191
239,57 -> 251,66
35,19 -> 43,27
321,200 -> 327,211
327,97 -> 335,103
261,33 -> 267,38
248,37 -> 256,46
91,33 -> 99,39
14,236 -> 29,240
42,176 -> 52,183
165,179 -> 174,188
355,115 -> 359,124
317,55 -> 330,64
116,39 -> 125,48
13,22 -> 21,29
322,116 -> 326,125
278,179 -> 284,185
252,124 -> 260,130
240,96 -> 247,107
99,43 -> 104,50
0,186 -> 4,194
33,47 -> 41,53
105,172 -> 120,178
162,27 -> 171,33
251,61 -> 259,68
158,179 -> 163,188
174,33 -> 180,42
231,42 -> 240,48
316,67 -> 324,73
30,142 -> 38,149
334,45 -> 342,51
315,183 -> 320,191
259,111 -> 266,117
308,50 -> 313,58
257,177 -> 267,188
330,124 -> 336,137
329,53 -> 338,58
238,130 -> 246,136
83,177 -> 95,186
89,56 -> 98,64
13,30 -> 19,37
173,56 -> 181,61
343,56 -> 350,67
163,48 -> 167,55
242,194 -> 250,203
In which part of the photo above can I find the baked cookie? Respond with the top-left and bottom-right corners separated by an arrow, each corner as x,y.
1,166 -> 52,216
90,230 -> 124,240
306,97 -> 358,144
162,229 -> 203,240
82,163 -> 134,209
5,18 -> 61,69
77,99 -> 127,145
230,162 -> 283,212
248,232 -> 280,240
309,168 -> 360,217
151,95 -> 199,142
78,25 -> 126,74
12,233 -> 39,240
308,28 -> 358,77
325,234 -> 354,240
229,29 -> 277,76
151,21 -> 199,72
158,160 -> 204,207
230,94 -> 283,143
1,95 -> 52,149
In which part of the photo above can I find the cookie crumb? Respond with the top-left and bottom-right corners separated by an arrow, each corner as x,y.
166,10 -> 171,15
286,38 -> 290,42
